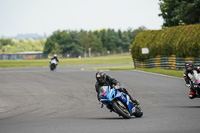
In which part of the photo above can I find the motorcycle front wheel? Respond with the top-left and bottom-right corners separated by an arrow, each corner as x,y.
112,100 -> 131,119
50,64 -> 55,71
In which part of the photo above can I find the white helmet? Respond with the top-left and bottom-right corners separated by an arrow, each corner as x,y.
54,54 -> 57,57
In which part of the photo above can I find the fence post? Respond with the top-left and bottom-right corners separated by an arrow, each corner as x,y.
141,61 -> 146,68
161,56 -> 169,69
133,59 -> 137,68
168,55 -> 176,70
155,55 -> 161,68
185,57 -> 194,62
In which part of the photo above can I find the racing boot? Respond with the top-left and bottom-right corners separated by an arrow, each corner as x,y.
129,95 -> 140,105
121,88 -> 140,105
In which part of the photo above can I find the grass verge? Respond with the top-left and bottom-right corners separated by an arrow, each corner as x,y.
86,65 -> 135,70
0,54 -> 132,68
0,53 -> 185,79
86,65 -> 184,78
135,68 -> 184,78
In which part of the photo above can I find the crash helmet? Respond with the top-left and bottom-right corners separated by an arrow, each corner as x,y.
185,61 -> 194,72
54,54 -> 57,57
96,71 -> 106,83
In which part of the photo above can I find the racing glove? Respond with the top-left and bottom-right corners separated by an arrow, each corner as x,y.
114,85 -> 121,89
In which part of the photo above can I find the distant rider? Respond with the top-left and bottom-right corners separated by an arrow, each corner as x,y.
183,61 -> 200,99
51,54 -> 59,63
50,54 -> 59,68
95,71 -> 139,105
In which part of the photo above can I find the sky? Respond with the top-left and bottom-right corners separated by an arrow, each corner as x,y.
0,0 -> 163,37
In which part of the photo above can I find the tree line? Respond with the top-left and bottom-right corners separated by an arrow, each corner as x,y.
43,27 -> 147,57
0,38 -> 45,54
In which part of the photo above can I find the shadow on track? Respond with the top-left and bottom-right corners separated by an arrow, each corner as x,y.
82,117 -> 143,120
176,106 -> 200,108
165,106 -> 200,108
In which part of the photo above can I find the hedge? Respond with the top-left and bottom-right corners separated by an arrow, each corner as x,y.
131,24 -> 200,61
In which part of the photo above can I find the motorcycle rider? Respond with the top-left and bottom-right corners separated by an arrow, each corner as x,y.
51,54 -> 59,63
50,54 -> 59,69
95,71 -> 139,105
183,61 -> 200,99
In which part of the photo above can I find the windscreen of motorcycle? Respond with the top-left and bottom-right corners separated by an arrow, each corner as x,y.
99,86 -> 110,95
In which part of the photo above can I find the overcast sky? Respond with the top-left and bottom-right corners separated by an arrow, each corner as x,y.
0,0 -> 163,37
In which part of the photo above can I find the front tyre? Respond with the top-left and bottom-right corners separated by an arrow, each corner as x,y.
133,106 -> 143,117
112,100 -> 131,119
50,64 -> 55,71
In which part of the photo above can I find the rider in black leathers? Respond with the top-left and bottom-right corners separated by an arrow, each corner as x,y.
95,71 -> 139,105
183,61 -> 200,99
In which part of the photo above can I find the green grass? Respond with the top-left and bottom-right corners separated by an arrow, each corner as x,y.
135,68 -> 184,78
0,54 -> 132,68
86,65 -> 135,70
86,65 -> 184,78
0,54 -> 185,78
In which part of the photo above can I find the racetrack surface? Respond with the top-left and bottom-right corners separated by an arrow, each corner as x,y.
0,65 -> 200,133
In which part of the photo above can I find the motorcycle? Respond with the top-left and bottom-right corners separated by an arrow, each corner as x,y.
191,79 -> 200,98
99,86 -> 143,119
186,70 -> 200,98
49,59 -> 58,71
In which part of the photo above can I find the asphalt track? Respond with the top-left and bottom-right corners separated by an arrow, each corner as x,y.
0,65 -> 200,133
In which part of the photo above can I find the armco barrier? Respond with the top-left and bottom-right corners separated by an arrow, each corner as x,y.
134,55 -> 200,70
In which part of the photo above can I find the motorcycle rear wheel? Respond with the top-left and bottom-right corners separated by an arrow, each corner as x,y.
133,106 -> 143,117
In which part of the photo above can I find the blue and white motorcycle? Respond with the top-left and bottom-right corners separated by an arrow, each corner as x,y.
99,86 -> 143,119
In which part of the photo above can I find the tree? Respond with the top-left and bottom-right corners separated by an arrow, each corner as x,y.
79,31 -> 90,53
180,0 -> 200,25
159,0 -> 200,27
43,30 -> 84,57
105,29 -> 117,52
88,32 -> 105,53
43,28 -> 146,57
79,31 -> 105,55
98,29 -> 107,50
62,42 -> 84,57
0,38 -> 14,46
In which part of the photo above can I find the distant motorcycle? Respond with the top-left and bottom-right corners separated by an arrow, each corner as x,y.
99,86 -> 143,119
49,59 -> 58,71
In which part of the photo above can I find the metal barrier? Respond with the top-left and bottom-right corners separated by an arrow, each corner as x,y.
134,55 -> 200,70
0,52 -> 45,60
